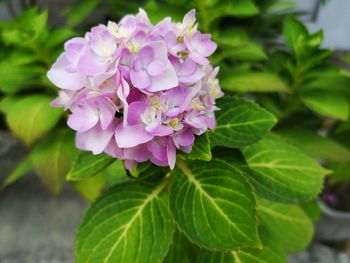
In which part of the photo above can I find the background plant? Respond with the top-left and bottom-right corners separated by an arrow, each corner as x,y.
0,0 -> 348,262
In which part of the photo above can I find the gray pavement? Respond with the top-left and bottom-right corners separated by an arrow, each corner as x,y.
0,132 -> 87,263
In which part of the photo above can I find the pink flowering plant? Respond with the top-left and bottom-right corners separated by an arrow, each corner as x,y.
0,5 -> 331,263
43,8 -> 330,263
48,9 -> 221,170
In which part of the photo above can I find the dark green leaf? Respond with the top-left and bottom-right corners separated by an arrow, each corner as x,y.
169,159 -> 260,250
300,90 -> 349,120
209,97 -> 277,148
67,151 -> 115,181
76,179 -> 174,263
242,135 -> 328,202
277,129 -> 350,162
186,133 -> 212,161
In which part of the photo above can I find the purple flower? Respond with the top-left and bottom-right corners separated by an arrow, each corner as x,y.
184,33 -> 217,65
130,41 -> 178,92
48,8 -> 222,171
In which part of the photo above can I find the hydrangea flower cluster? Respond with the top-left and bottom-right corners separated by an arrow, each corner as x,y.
48,9 -> 222,170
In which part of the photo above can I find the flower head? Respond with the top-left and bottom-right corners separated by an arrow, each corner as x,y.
48,9 -> 222,170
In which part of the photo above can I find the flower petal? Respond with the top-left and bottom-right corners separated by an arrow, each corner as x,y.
47,54 -> 85,90
130,69 -> 151,89
115,123 -> 153,148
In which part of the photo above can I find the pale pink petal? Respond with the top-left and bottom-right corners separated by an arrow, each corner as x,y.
127,101 -> 148,125
147,138 -> 167,161
124,144 -> 150,162
197,40 -> 217,57
76,122 -> 115,154
130,70 -> 151,89
76,47 -> 110,75
147,60 -> 166,76
173,129 -> 195,148
189,52 -> 209,65
47,54 -> 85,90
167,140 -> 176,169
67,106 -> 99,132
148,62 -> 178,91
115,123 -> 153,148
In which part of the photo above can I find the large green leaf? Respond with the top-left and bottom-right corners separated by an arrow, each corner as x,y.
31,129 -> 78,194
67,151 -> 115,181
185,133 -> 212,161
301,90 -> 349,120
277,129 -> 350,162
164,229 -> 197,263
169,159 -> 260,250
258,199 -> 314,253
221,72 -> 290,93
76,180 -> 174,263
195,245 -> 286,263
2,95 -> 63,146
242,135 -> 328,202
209,97 -> 277,148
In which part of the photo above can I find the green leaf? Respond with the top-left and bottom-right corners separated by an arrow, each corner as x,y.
300,199 -> 321,222
72,172 -> 107,202
242,135 -> 328,202
307,30 -> 323,48
67,151 -> 115,181
258,199 -> 314,253
45,28 -> 76,49
2,95 -> 63,146
0,51 -> 44,94
76,179 -> 174,263
283,17 -> 308,55
2,155 -> 32,188
2,8 -> 48,47
328,162 -> 350,184
214,43 -> 267,63
104,160 -> 129,187
195,245 -> 287,263
277,129 -> 350,162
209,97 -> 277,148
301,90 -> 349,120
65,0 -> 101,28
169,159 -> 260,250
31,129 -> 78,194
164,229 -> 197,263
225,0 -> 259,17
186,133 -> 212,161
215,28 -> 249,48
221,72 -> 290,93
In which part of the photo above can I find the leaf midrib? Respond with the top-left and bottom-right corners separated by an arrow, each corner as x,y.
176,160 -> 254,243
102,179 -> 170,263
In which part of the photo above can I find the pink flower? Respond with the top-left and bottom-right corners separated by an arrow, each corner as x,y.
48,8 -> 222,170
